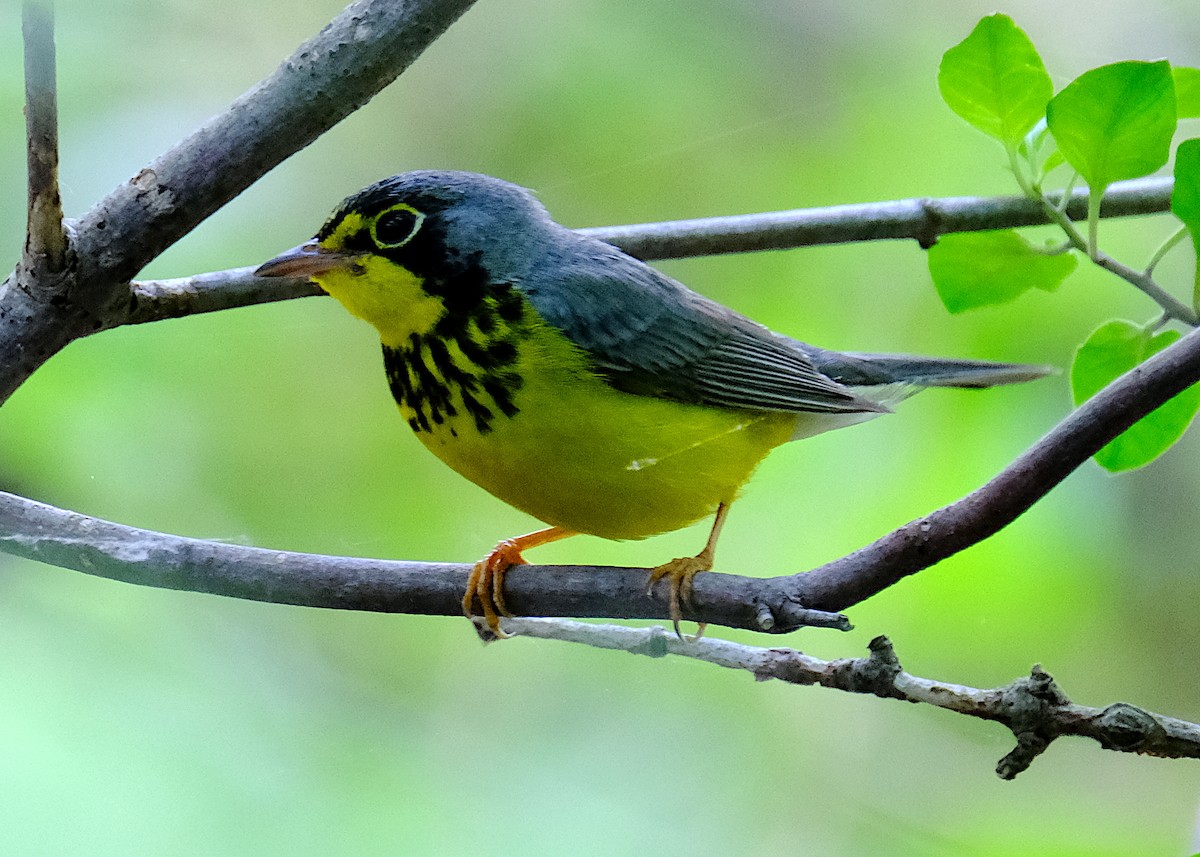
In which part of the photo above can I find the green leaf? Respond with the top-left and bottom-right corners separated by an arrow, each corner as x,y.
928,230 -> 1077,313
1172,138 -> 1200,245
1071,320 -> 1200,472
938,14 -> 1053,146
1046,60 -> 1176,190
1172,139 -> 1200,309
1174,66 -> 1200,119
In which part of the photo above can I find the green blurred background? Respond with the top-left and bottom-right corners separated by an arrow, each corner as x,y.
2,0 -> 1199,853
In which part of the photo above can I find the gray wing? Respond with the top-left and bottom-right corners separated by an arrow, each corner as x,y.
518,233 -> 885,415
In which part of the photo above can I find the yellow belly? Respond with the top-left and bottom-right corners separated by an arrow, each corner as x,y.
408,345 -> 798,540
326,256 -> 801,540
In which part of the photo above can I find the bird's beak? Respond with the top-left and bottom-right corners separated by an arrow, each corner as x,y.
255,240 -> 361,279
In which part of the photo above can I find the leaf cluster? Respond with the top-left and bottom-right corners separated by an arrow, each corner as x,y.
934,14 -> 1200,471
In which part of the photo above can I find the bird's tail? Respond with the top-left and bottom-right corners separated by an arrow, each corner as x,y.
779,340 -> 1053,441
789,341 -> 1055,389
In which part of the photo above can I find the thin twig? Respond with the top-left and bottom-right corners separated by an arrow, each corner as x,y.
118,266 -> 324,329
1145,225 -> 1189,277
109,178 -> 1177,327
1030,181 -> 1197,325
579,176 -> 1173,258
502,619 -> 1200,778
22,0 -> 67,271
1089,250 -> 1196,324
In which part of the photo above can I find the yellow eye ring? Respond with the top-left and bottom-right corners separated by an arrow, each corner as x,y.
371,203 -> 425,249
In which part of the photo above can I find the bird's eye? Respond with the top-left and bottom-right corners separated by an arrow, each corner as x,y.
371,204 -> 424,249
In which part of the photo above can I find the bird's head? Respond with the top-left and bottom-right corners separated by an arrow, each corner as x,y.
256,170 -> 552,346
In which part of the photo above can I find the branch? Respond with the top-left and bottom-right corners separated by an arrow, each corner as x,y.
4,0 -> 1193,784
0,0 -> 75,407
21,0 -> 67,272
3,321 -> 1200,633
1028,182 -> 1197,324
503,620 -> 1200,778
107,176 -> 1175,325
579,176 -> 1173,259
120,266 -> 323,329
1090,249 -> 1195,324
71,0 -> 480,289
0,489 -> 849,631
0,0 -> 479,406
9,494 -> 1195,776
789,320 -> 1200,612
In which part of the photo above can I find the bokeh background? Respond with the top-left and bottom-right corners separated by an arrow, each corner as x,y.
1,0 -> 1199,853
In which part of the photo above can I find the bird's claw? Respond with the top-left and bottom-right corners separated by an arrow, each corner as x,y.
647,555 -> 710,642
463,539 -> 525,640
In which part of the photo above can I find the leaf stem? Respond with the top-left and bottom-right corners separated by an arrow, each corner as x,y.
1007,144 -> 1036,198
1091,252 -> 1197,325
1042,240 -> 1075,256
1032,183 -> 1197,325
1056,171 -> 1081,213
1144,224 -> 1189,277
1194,257 -> 1200,318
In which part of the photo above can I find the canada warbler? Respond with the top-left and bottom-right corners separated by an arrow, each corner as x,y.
256,170 -> 1049,639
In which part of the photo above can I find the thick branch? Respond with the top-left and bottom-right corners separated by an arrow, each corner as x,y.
3,321 -> 1200,633
72,0 -> 479,289
22,0 -> 67,271
504,621 -> 1200,777
788,322 -> 1200,613
0,490 -> 847,630
9,502 -> 1195,776
0,0 -> 478,407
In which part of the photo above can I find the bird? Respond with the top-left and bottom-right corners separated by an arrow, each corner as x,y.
255,170 -> 1050,639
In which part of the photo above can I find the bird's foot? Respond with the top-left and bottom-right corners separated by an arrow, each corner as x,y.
463,539 -> 525,641
647,552 -> 712,642
463,526 -> 576,641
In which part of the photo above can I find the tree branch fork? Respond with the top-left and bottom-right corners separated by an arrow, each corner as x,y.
506,622 -> 1200,776
6,488 -> 1200,771
5,0 -> 1200,777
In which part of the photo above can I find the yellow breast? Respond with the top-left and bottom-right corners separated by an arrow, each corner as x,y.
401,318 -> 796,540
317,257 -> 797,540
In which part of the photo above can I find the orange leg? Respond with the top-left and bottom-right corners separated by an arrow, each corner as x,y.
646,502 -> 731,641
464,526 -> 577,639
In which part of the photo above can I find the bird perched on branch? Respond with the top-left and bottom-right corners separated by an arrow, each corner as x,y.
257,170 -> 1049,639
